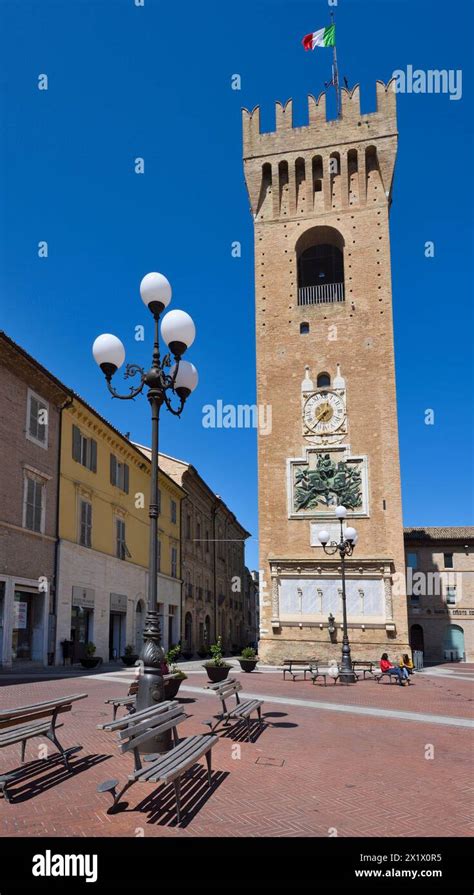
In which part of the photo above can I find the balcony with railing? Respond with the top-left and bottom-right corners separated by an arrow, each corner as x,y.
298,282 -> 345,306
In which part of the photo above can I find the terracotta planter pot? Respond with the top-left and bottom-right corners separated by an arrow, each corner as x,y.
238,658 -> 258,673
164,677 -> 185,699
204,665 -> 231,683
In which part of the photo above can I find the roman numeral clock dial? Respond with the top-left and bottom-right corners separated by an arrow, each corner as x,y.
303,391 -> 346,436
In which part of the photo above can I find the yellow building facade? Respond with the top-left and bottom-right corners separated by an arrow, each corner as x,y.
55,396 -> 184,664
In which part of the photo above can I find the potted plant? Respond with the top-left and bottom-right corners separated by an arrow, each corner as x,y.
203,636 -> 232,683
80,642 -> 102,669
164,644 -> 187,699
121,644 -> 139,667
238,646 -> 259,673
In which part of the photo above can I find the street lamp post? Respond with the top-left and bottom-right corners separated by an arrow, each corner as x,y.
318,506 -> 358,684
92,272 -> 198,749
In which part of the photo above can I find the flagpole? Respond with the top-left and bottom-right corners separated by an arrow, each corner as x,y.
330,9 -> 342,118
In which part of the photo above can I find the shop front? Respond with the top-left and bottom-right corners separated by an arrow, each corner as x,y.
109,592 -> 127,660
70,586 -> 95,662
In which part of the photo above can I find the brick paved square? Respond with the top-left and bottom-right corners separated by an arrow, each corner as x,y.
0,665 -> 472,838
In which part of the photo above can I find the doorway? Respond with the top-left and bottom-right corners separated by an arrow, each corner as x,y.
71,605 -> 93,662
443,624 -> 465,661
409,623 -> 424,653
12,590 -> 44,662
109,611 -> 126,661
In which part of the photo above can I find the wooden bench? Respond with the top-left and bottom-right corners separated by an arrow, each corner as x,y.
97,701 -> 217,823
375,671 -> 399,684
105,679 -> 139,720
104,674 -> 181,720
352,660 -> 376,680
0,693 -> 87,802
282,658 -> 317,681
310,664 -> 329,686
203,678 -> 264,741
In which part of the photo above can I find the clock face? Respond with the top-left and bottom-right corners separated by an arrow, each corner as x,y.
303,391 -> 346,434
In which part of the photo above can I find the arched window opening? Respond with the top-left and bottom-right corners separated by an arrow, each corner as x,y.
257,162 -> 273,218
295,157 -> 305,212
312,155 -> 323,194
366,146 -> 381,201
296,227 -> 344,305
329,152 -> 341,207
300,322 -> 310,335
348,149 -> 358,205
317,372 -> 331,388
279,160 -> 289,215
296,226 -> 345,306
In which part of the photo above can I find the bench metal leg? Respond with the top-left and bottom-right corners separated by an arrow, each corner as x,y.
205,750 -> 212,786
246,715 -> 252,742
102,778 -> 134,813
173,778 -> 181,824
257,706 -> 262,727
45,729 -> 72,772
112,704 -> 118,722
20,739 -> 26,764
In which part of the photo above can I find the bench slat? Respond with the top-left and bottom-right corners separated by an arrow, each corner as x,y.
98,700 -> 176,732
147,736 -> 217,785
131,735 -> 207,782
119,713 -> 188,753
0,693 -> 87,720
0,720 -> 59,746
117,705 -> 184,741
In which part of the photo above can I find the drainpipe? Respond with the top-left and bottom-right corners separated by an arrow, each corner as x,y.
51,395 -> 73,665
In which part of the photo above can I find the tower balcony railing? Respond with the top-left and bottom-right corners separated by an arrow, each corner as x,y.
297,282 -> 345,306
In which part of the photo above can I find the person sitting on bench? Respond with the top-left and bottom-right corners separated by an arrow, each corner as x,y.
400,654 -> 414,676
380,653 -> 406,686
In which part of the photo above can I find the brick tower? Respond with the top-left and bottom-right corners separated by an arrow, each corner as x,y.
242,81 -> 409,663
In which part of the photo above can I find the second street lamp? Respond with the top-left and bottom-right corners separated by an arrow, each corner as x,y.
92,272 -> 198,750
318,505 -> 358,684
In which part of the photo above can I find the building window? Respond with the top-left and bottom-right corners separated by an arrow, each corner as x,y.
79,500 -> 92,547
317,372 -> 331,388
444,553 -> 454,569
205,529 -> 210,552
72,425 -> 97,473
116,519 -> 128,560
446,586 -> 457,606
171,546 -> 178,578
170,499 -> 177,524
110,454 -> 129,493
300,322 -> 310,335
26,389 -> 49,448
407,552 -> 418,570
23,475 -> 45,533
196,521 -> 201,547
296,226 -> 345,306
186,514 -> 191,539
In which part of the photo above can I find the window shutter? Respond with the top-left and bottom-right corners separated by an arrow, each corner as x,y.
110,453 -> 116,485
90,439 -> 97,473
123,463 -> 129,494
72,425 -> 81,461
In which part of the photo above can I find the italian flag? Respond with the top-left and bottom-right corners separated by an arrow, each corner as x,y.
302,25 -> 335,51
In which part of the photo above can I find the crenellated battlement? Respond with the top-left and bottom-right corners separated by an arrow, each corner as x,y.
242,80 -> 398,220
243,80 -> 397,158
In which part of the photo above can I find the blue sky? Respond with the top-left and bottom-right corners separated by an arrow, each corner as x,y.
1,0 -> 472,569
